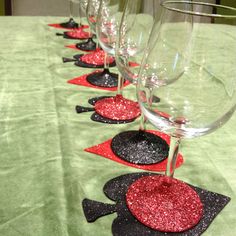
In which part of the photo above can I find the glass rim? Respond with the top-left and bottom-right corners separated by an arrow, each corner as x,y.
161,0 -> 236,19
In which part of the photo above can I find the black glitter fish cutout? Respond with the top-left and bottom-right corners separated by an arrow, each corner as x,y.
75,96 -> 137,124
62,54 -> 116,69
82,172 -> 231,236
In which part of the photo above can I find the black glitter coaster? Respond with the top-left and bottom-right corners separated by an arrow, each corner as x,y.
82,172 -> 231,236
60,18 -> 78,28
86,69 -> 119,88
91,113 -> 135,124
111,130 -> 169,165
76,96 -> 136,124
76,37 -> 97,51
88,96 -> 112,105
62,54 -> 116,68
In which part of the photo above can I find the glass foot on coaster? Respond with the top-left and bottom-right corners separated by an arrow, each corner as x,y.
75,96 -> 139,124
126,175 -> 203,232
63,52 -> 116,68
83,172 -> 231,236
76,38 -> 97,51
60,18 -> 78,28
94,95 -> 140,121
111,130 -> 169,165
86,69 -> 119,88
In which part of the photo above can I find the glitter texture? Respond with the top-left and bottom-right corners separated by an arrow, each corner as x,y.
85,130 -> 184,172
65,28 -> 91,39
80,49 -> 114,66
88,96 -> 113,105
111,130 -> 169,165
126,175 -> 203,232
94,95 -> 140,121
91,112 -> 135,124
68,72 -> 130,90
83,172 -> 230,236
86,69 -> 119,88
76,38 -> 97,52
48,23 -> 89,30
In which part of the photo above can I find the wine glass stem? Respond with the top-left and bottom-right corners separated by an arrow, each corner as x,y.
78,2 -> 82,26
139,113 -> 147,131
139,87 -> 154,131
104,52 -> 109,70
165,136 -> 181,177
117,74 -> 124,95
69,0 -> 73,19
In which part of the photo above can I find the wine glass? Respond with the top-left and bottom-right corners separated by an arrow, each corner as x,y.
82,0 -> 121,88
75,0 -> 97,51
93,0 -> 141,121
111,0 -> 167,165
131,1 -> 236,232
60,0 -> 80,29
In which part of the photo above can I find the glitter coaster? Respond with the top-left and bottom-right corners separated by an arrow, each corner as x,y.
111,130 -> 169,165
85,130 -> 184,172
68,72 -> 130,91
76,38 -> 97,51
60,18 -> 78,28
80,49 -> 114,66
126,175 -> 203,232
75,96 -> 137,124
63,52 -> 116,68
91,113 -> 135,124
48,19 -> 89,30
94,95 -> 141,121
88,96 -> 112,105
86,69 -> 119,88
82,172 -> 231,236
63,28 -> 91,40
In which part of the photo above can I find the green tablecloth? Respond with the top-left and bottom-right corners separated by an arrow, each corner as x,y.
0,16 -> 236,236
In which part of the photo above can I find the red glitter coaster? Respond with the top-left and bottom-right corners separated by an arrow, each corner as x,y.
48,23 -> 89,30
68,71 -> 130,91
80,49 -> 114,66
94,95 -> 140,121
85,130 -> 184,172
65,28 -> 92,39
126,175 -> 203,233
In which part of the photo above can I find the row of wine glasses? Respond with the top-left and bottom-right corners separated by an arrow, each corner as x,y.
65,0 -> 236,233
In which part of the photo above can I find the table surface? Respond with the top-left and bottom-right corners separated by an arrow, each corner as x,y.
0,16 -> 236,236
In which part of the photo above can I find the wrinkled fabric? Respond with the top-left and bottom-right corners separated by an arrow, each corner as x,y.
0,16 -> 236,236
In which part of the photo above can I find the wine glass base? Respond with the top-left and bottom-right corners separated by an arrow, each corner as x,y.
74,54 -> 116,68
86,69 -> 119,88
60,18 -> 78,29
111,130 -> 169,165
76,38 -> 97,51
94,95 -> 140,121
126,175 -> 203,232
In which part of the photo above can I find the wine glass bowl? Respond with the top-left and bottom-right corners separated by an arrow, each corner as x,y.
87,0 -> 100,34
96,1 -> 124,56
137,1 -> 236,176
116,0 -> 161,84
138,1 -> 236,140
